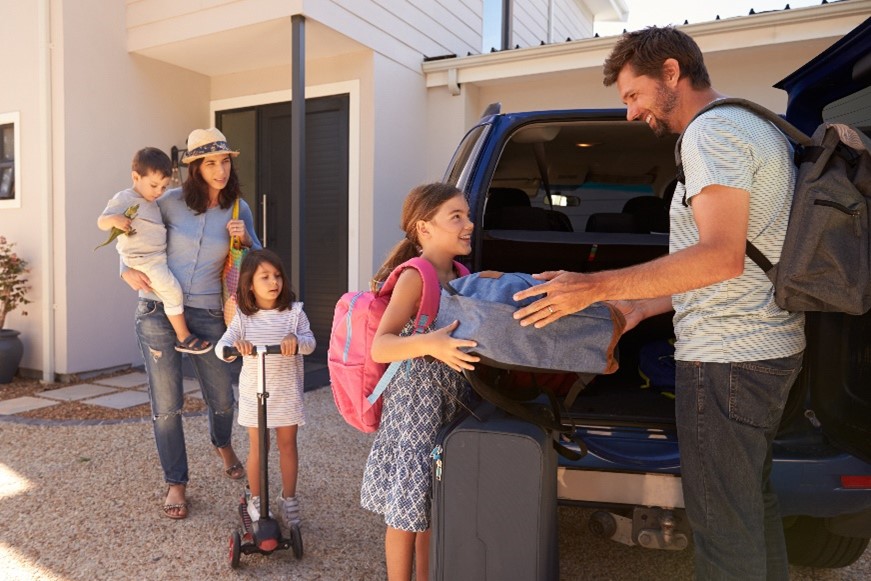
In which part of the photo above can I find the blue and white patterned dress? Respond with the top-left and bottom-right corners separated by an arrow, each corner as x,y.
360,322 -> 470,532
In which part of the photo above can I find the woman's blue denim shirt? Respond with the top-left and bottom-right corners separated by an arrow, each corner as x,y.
124,188 -> 261,310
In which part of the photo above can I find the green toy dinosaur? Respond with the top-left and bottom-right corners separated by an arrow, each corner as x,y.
94,203 -> 139,250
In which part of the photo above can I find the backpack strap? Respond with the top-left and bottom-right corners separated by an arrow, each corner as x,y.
673,98 -> 813,274
674,97 -> 813,185
367,360 -> 407,406
379,257 -> 470,333
366,258 -> 472,406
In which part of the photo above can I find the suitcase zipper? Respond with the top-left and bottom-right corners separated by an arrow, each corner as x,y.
431,445 -> 443,482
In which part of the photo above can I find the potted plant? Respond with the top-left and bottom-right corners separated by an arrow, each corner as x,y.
0,236 -> 30,383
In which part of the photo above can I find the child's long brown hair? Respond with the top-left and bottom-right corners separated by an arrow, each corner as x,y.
236,249 -> 296,315
370,182 -> 465,290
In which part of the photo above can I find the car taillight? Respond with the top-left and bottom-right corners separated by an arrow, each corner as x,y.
840,476 -> 871,489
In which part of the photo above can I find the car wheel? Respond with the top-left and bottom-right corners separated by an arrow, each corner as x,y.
784,515 -> 869,568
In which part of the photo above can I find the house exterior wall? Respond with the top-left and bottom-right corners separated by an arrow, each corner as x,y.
0,2 -> 46,372
369,54 -> 430,278
0,0 -> 211,376
65,2 -> 211,376
514,0 -> 594,47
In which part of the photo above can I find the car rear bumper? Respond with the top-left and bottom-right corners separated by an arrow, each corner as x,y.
557,441 -> 871,520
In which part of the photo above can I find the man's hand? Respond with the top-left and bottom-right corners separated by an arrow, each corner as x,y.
512,270 -> 599,328
609,300 -> 645,334
608,297 -> 674,334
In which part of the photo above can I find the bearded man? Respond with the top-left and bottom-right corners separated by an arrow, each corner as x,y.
513,26 -> 805,580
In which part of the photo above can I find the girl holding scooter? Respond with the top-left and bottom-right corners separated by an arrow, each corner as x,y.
216,248 -> 315,530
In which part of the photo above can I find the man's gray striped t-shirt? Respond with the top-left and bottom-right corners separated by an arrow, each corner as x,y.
670,104 -> 805,363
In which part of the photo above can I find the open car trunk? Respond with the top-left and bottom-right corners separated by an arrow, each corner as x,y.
475,117 -> 681,427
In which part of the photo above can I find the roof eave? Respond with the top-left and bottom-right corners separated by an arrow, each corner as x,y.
424,0 -> 871,88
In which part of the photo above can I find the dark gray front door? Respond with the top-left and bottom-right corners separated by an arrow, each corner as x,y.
219,94 -> 350,362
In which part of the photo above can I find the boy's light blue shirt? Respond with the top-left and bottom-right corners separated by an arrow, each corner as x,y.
125,188 -> 262,310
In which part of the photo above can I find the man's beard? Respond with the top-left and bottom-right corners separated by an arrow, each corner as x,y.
649,83 -> 679,137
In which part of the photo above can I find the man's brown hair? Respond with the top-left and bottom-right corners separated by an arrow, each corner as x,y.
603,26 -> 711,89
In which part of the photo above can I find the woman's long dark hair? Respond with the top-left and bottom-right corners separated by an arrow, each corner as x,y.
183,156 -> 242,214
370,182 -> 465,290
236,249 -> 296,316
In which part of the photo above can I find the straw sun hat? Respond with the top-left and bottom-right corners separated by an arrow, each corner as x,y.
181,128 -> 240,164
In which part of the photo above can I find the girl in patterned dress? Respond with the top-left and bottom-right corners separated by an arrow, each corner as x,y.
216,249 -> 315,529
360,183 -> 480,581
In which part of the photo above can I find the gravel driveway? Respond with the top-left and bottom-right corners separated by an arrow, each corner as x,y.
0,386 -> 867,580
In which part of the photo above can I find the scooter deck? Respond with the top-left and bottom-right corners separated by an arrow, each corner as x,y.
236,494 -> 293,555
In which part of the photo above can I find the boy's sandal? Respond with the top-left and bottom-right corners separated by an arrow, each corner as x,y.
174,335 -> 213,355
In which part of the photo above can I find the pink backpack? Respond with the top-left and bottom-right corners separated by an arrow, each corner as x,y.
328,257 -> 470,433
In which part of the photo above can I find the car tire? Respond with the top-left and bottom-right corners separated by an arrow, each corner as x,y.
784,515 -> 870,568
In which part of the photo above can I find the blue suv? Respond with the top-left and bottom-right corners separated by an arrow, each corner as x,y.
442,17 -> 871,568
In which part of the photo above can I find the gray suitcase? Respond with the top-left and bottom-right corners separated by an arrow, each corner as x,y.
430,402 -> 558,581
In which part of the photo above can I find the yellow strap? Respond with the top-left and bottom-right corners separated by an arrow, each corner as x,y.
230,198 -> 241,249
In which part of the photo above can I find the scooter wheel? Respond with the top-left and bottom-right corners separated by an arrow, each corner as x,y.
229,531 -> 241,569
290,524 -> 303,559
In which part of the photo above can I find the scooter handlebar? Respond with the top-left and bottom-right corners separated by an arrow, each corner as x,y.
222,345 -> 285,358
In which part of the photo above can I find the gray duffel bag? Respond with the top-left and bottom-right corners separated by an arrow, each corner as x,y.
436,270 -> 624,375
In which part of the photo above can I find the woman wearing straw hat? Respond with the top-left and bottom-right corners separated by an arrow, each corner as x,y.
122,128 -> 262,519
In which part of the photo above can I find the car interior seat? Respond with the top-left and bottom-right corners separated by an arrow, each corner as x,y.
484,187 -> 572,231
543,194 -> 574,232
623,194 -> 670,233
585,212 -> 641,233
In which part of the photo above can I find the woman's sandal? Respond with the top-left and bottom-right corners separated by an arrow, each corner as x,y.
224,462 -> 245,480
162,486 -> 189,520
174,335 -> 213,355
216,447 -> 246,480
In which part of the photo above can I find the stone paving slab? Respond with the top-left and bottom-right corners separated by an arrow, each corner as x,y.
0,396 -> 60,415
83,390 -> 151,410
39,384 -> 117,401
93,372 -> 149,389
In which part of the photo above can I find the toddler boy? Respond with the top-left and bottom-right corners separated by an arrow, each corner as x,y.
98,147 -> 211,354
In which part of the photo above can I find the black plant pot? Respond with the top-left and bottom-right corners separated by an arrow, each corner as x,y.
0,329 -> 23,384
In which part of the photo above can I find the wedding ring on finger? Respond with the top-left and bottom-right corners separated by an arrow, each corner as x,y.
547,305 -> 554,314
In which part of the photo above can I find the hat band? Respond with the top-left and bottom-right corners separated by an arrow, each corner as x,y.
186,141 -> 232,159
